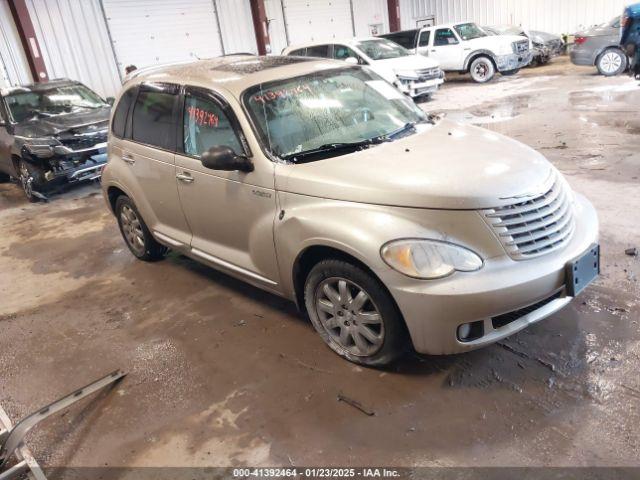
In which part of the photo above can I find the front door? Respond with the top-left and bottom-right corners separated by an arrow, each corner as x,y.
430,27 -> 464,70
174,87 -> 280,289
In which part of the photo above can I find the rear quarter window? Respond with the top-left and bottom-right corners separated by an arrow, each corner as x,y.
381,30 -> 418,49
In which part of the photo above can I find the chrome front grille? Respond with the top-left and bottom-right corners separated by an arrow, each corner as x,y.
482,176 -> 575,260
415,67 -> 441,80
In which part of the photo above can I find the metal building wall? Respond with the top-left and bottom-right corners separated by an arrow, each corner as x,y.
280,0 -> 355,44
399,0 -> 630,34
24,0 -> 121,98
0,0 -> 32,87
216,0 -> 258,55
264,0 -> 288,53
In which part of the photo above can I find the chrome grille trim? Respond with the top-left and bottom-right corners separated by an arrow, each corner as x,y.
482,176 -> 575,260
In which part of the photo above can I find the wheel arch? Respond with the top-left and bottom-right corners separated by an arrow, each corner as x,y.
106,185 -> 131,214
463,50 -> 498,72
291,244 -> 397,316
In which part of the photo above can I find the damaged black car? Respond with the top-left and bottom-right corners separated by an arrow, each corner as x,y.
0,79 -> 111,201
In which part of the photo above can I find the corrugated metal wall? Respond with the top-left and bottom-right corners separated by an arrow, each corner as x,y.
264,0 -> 288,54
0,0 -> 33,87
24,0 -> 121,98
217,0 -> 258,55
399,0 -> 629,34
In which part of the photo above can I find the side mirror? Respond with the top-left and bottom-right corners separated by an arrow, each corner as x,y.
106,97 -> 115,106
344,57 -> 358,65
201,145 -> 254,172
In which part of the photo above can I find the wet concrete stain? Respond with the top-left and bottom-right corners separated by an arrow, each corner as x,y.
0,58 -> 639,470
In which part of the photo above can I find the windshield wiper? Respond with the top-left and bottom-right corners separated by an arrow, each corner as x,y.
281,136 -> 389,162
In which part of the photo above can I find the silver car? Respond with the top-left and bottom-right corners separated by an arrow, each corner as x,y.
102,56 -> 599,366
571,16 -> 628,76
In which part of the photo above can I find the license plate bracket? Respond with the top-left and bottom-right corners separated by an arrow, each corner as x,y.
566,244 -> 600,297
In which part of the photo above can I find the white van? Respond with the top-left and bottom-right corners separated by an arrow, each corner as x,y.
282,37 -> 444,99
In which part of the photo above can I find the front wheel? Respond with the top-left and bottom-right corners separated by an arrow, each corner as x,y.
304,259 -> 409,366
18,159 -> 43,202
501,68 -> 520,76
596,48 -> 628,76
115,196 -> 167,261
469,56 -> 496,83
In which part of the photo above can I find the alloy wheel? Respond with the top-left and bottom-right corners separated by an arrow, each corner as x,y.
120,205 -> 146,256
600,52 -> 622,74
314,277 -> 384,357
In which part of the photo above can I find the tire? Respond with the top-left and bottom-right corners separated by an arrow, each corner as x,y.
18,159 -> 44,202
304,259 -> 409,367
501,68 -> 520,76
596,48 -> 628,77
469,56 -> 496,83
115,195 -> 167,261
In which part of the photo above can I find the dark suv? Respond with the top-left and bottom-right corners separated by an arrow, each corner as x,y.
0,79 -> 111,201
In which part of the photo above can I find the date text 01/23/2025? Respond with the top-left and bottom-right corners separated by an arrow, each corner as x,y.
232,468 -> 401,478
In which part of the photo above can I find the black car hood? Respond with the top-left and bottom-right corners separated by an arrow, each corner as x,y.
13,107 -> 110,138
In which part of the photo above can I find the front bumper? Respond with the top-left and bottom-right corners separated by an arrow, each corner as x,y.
383,193 -> 599,355
397,74 -> 445,98
496,51 -> 533,71
37,147 -> 107,191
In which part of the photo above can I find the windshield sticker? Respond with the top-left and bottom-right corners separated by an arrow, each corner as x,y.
365,80 -> 404,100
252,84 -> 313,104
187,105 -> 219,128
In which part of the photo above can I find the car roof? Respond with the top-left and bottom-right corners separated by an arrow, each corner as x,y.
125,55 -> 351,97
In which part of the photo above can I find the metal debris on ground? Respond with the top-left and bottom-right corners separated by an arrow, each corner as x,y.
337,393 -> 375,417
625,247 -> 638,257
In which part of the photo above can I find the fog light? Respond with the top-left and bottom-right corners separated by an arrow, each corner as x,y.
457,320 -> 484,342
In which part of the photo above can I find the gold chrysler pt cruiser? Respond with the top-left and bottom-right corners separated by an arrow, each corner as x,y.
102,56 -> 599,366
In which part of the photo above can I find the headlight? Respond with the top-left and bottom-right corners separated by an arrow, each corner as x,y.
381,239 -> 483,279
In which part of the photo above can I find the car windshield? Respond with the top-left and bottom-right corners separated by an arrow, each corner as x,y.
355,39 -> 410,60
244,68 -> 429,162
5,84 -> 108,123
454,23 -> 488,40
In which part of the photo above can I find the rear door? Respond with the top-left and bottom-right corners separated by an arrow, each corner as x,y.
115,83 -> 192,246
174,86 -> 280,288
430,27 -> 464,70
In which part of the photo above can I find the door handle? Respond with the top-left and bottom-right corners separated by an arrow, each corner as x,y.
176,172 -> 194,183
122,154 -> 135,165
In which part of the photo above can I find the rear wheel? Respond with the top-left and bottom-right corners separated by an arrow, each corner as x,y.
304,259 -> 409,366
115,196 -> 167,261
469,56 -> 496,83
596,48 -> 627,76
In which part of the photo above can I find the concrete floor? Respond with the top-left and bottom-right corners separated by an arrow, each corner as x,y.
1,57 -> 639,471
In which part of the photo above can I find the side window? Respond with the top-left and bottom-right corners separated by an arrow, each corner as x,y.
183,93 -> 243,157
111,87 -> 136,138
306,45 -> 330,58
333,45 -> 365,64
289,48 -> 306,56
418,30 -> 431,47
434,28 -> 459,46
131,88 -> 177,150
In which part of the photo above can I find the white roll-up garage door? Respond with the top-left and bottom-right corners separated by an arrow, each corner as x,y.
282,0 -> 354,44
101,0 -> 224,72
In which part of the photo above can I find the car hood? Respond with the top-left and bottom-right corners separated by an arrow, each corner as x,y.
467,34 -> 525,49
374,54 -> 440,70
276,119 -> 553,210
13,107 -> 110,138
530,30 -> 562,43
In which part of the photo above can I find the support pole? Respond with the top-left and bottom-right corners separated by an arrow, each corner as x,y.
387,0 -> 401,32
250,0 -> 271,55
7,0 -> 48,82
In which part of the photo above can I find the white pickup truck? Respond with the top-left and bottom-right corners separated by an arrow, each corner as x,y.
381,22 -> 532,83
